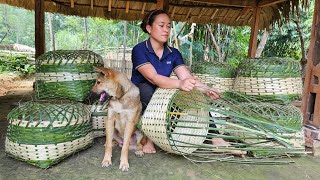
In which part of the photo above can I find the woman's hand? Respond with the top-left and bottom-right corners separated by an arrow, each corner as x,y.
196,85 -> 220,99
179,77 -> 196,91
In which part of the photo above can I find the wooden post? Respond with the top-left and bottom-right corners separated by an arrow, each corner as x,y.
35,0 -> 45,58
302,0 -> 320,127
248,7 -> 260,58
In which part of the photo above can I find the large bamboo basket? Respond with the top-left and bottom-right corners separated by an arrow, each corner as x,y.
35,50 -> 103,102
233,57 -> 302,103
5,100 -> 93,168
141,89 -> 305,163
191,62 -> 236,92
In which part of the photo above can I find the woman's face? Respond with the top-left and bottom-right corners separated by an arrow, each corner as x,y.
147,13 -> 171,44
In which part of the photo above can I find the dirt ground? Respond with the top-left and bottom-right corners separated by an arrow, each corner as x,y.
1,74 -> 320,180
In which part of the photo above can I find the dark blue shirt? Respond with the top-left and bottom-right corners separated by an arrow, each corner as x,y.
131,39 -> 185,85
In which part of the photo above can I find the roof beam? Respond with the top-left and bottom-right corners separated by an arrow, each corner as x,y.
258,0 -> 288,7
183,0 -> 254,7
236,7 -> 250,21
141,2 -> 146,14
125,1 -> 130,13
157,0 -> 169,12
108,0 -> 112,11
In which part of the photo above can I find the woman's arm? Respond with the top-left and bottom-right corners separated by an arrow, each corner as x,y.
137,64 -> 197,91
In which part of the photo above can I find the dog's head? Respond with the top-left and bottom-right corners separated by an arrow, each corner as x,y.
91,67 -> 124,100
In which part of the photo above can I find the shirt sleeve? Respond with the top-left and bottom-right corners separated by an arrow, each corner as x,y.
173,48 -> 185,70
132,45 -> 150,70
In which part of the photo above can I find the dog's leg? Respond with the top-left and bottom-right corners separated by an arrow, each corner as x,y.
119,114 -> 136,171
101,112 -> 116,168
134,130 -> 145,157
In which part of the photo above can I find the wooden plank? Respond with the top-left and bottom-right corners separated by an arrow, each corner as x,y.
70,0 -> 74,8
236,7 -> 250,21
141,2 -> 146,14
248,7 -> 260,58
126,1 -> 130,13
91,0 -> 94,9
35,0 -> 45,58
210,9 -> 218,19
171,6 -> 176,18
198,8 -> 204,19
258,0 -> 287,7
302,0 -> 320,126
108,0 -> 112,11
186,8 -> 192,20
157,0 -> 169,12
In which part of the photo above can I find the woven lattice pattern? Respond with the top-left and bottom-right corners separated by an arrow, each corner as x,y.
233,57 -> 302,103
191,62 -> 236,92
35,50 -> 103,101
141,89 -> 305,164
5,100 -> 93,168
89,101 -> 108,138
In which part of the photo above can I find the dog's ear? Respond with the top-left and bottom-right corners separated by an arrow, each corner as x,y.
115,83 -> 125,99
95,67 -> 111,77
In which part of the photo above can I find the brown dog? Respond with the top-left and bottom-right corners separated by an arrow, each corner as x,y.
91,67 -> 144,171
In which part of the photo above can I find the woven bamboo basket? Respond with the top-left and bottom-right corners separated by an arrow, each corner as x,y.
191,62 -> 236,92
5,100 -> 93,168
89,100 -> 108,138
233,57 -> 302,103
141,89 -> 305,163
35,50 -> 103,102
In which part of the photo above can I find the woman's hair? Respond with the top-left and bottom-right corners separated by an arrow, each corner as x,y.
141,9 -> 168,34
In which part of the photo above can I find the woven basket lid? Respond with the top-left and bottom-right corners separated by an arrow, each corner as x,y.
36,50 -> 103,73
237,57 -> 301,78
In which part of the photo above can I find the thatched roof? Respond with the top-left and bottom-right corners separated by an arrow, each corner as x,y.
0,0 -> 309,29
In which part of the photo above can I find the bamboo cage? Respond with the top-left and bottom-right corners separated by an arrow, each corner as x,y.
141,88 -> 305,164
35,50 -> 103,102
5,100 -> 93,168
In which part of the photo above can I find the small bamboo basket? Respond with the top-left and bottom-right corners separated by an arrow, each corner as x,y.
89,100 -> 108,138
5,100 -> 93,168
191,62 -> 236,92
35,50 -> 104,102
233,57 -> 302,103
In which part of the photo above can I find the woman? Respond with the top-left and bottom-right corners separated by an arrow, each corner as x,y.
131,9 -> 244,155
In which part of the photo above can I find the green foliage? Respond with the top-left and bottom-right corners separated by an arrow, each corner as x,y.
0,53 -> 35,74
263,5 -> 313,60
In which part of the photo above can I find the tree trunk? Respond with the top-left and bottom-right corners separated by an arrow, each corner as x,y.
255,29 -> 270,58
206,24 -> 222,62
48,13 -> 55,51
83,17 -> 88,50
293,7 -> 307,81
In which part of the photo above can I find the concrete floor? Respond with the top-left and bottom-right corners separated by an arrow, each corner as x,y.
1,91 -> 320,180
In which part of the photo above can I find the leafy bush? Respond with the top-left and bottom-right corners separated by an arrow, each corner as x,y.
0,53 -> 35,74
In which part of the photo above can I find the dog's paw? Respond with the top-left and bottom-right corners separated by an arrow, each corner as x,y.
101,159 -> 112,167
119,161 -> 129,171
135,150 -> 144,157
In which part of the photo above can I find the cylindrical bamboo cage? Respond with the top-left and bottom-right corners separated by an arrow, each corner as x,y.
141,89 -> 305,164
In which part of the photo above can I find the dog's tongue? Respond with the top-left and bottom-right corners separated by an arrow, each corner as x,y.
99,92 -> 107,102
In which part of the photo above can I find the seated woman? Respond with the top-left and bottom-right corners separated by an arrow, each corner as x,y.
131,9 -> 245,155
